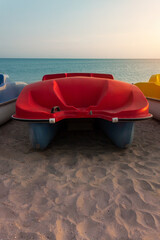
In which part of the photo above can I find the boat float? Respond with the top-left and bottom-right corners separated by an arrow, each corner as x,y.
135,74 -> 160,120
0,73 -> 27,125
12,73 -> 152,149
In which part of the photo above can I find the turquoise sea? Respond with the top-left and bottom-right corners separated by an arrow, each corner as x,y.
0,58 -> 160,84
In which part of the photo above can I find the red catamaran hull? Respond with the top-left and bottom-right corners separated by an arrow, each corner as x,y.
12,73 -> 152,149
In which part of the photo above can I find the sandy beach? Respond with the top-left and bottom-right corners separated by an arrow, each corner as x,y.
0,118 -> 160,240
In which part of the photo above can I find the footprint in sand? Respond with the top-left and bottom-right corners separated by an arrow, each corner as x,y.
90,189 -> 110,210
76,191 -> 96,217
138,211 -> 156,229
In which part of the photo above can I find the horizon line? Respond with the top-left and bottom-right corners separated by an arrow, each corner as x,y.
0,57 -> 160,60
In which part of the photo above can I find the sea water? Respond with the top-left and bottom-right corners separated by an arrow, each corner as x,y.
0,58 -> 159,84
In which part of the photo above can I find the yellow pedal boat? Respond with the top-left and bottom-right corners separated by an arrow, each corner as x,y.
135,74 -> 160,120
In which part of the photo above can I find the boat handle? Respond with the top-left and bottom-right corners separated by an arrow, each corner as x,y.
112,118 -> 118,123
51,106 -> 60,113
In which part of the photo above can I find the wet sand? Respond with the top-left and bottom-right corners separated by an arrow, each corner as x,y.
0,119 -> 160,240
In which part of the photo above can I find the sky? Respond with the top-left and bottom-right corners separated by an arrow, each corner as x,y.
0,0 -> 160,58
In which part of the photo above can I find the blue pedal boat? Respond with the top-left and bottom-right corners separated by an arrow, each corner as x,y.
0,73 -> 27,125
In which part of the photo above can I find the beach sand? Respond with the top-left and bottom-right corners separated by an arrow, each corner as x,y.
0,118 -> 160,240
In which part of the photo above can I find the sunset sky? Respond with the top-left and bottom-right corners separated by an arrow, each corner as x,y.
0,0 -> 160,58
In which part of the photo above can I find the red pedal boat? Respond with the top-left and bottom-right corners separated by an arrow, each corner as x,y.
12,73 -> 152,149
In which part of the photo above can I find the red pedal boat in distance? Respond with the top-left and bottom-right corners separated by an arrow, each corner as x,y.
12,73 -> 152,149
